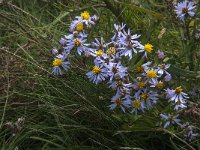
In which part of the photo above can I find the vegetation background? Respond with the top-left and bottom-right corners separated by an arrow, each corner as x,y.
0,0 -> 200,149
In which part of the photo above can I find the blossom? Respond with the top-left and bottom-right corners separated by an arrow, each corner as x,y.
109,95 -> 129,112
132,78 -> 147,90
52,54 -> 70,76
156,64 -> 170,76
86,63 -> 108,84
79,11 -> 96,26
70,19 -> 84,32
106,62 -> 127,81
149,79 -> 164,89
91,37 -> 111,50
166,86 -> 188,103
112,23 -> 126,40
118,29 -> 141,59
66,36 -> 90,55
160,113 -> 181,128
134,88 -> 158,109
175,0 -> 196,21
174,100 -> 187,110
139,43 -> 153,57
109,80 -> 132,96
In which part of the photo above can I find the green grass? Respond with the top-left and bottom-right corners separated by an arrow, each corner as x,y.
0,0 -> 200,149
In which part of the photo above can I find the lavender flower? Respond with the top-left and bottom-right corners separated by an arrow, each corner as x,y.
175,0 -> 196,21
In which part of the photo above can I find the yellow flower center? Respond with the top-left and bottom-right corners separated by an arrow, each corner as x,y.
74,39 -> 81,46
141,93 -> 149,100
106,47 -> 116,55
144,43 -> 153,53
81,11 -> 90,20
156,81 -> 164,89
147,70 -> 157,78
117,80 -> 123,87
138,81 -> 145,89
175,86 -> 183,94
115,98 -> 122,107
76,22 -> 84,31
53,59 -> 62,66
96,49 -> 103,57
133,100 -> 141,108
92,66 -> 101,74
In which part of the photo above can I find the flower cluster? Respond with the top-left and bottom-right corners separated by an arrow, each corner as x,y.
50,11 -> 198,140
51,11 -> 98,75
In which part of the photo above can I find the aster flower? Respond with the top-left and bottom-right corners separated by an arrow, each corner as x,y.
124,98 -> 145,113
109,80 -> 132,96
144,68 -> 159,83
66,37 -> 90,55
120,29 -> 141,44
69,19 -> 84,32
156,64 -> 171,76
89,48 -> 108,60
109,95 -> 129,112
79,11 -> 96,26
135,88 -> 158,109
166,86 -> 189,103
139,43 -> 154,58
149,78 -> 163,88
106,46 -> 117,57
92,37 -> 111,51
160,113 -> 181,128
175,0 -> 196,21
112,23 -> 126,41
86,63 -> 108,84
132,78 -> 147,90
119,41 -> 138,59
136,62 -> 152,74
106,62 -> 127,81
118,29 -> 141,59
52,54 -> 70,76
174,100 -> 187,110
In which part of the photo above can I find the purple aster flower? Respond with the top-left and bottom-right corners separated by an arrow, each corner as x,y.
175,0 -> 196,21
52,54 -> 70,76
160,113 -> 181,128
86,63 -> 108,84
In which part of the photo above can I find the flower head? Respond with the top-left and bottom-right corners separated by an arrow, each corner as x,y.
52,54 -> 70,76
81,11 -> 90,20
175,0 -> 196,21
160,113 -> 181,128
147,70 -> 157,78
53,58 -> 62,66
144,43 -> 153,53
86,64 -> 108,84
